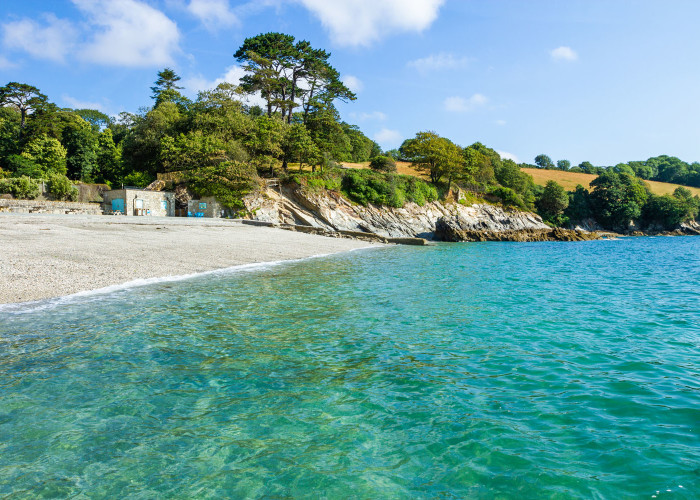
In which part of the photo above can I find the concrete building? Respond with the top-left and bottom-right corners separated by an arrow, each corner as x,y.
187,197 -> 222,218
102,188 -> 175,216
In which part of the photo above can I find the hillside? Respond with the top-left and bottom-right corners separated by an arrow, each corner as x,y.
521,168 -> 700,196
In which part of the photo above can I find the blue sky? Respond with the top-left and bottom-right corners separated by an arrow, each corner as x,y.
2,0 -> 700,166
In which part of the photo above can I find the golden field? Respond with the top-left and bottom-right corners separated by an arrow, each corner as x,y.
520,168 -> 700,196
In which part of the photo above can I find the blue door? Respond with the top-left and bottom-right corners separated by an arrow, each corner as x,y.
111,199 -> 125,213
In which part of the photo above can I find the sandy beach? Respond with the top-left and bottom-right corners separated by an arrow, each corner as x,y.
0,214 -> 380,304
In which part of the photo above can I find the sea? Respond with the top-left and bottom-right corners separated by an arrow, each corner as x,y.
1,236 -> 699,498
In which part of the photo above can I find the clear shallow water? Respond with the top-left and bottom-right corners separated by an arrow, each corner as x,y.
1,237 -> 699,499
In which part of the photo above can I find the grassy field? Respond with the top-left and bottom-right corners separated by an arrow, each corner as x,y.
339,163 -> 700,197
521,168 -> 700,196
341,161 -> 429,179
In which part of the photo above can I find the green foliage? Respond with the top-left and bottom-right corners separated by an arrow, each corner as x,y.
341,169 -> 437,208
185,161 -> 258,209
401,131 -> 464,185
494,158 -> 535,208
122,171 -> 154,188
46,173 -> 78,201
0,82 -> 47,129
283,123 -> 319,171
368,155 -> 396,173
534,154 -> 554,169
488,185 -> 527,210
21,134 -> 67,176
288,169 -> 343,192
557,159 -> 571,171
94,128 -> 122,185
0,175 -> 40,199
536,180 -> 570,225
589,170 -> 649,230
564,185 -> 594,222
62,116 -> 98,181
4,154 -> 42,178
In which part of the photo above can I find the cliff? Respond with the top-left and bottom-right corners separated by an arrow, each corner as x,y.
243,183 -> 600,242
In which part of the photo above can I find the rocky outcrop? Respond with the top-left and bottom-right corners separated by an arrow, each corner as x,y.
243,183 -> 601,242
435,216 -> 600,242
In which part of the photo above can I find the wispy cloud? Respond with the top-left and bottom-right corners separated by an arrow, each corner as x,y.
187,0 -> 239,31
374,128 -> 402,146
61,95 -> 106,111
407,52 -> 470,74
2,14 -> 77,63
342,75 -> 363,93
495,119 -> 507,126
550,46 -> 578,62
74,0 -> 180,67
184,65 -> 267,107
349,111 -> 387,122
295,0 -> 445,47
0,55 -> 17,70
443,94 -> 488,113
497,151 -> 519,163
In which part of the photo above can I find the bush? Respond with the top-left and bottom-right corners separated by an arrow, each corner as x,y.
487,185 -> 526,209
47,173 -> 78,201
369,155 -> 397,173
122,171 -> 155,188
341,169 -> 437,208
4,154 -> 43,178
0,176 -> 40,199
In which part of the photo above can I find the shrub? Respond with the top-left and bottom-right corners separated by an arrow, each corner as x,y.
0,176 -> 40,199
122,171 -> 155,188
47,173 -> 78,201
369,155 -> 397,173
341,169 -> 437,208
487,185 -> 526,209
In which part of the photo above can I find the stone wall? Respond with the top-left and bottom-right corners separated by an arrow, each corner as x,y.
187,197 -> 222,218
103,189 -> 175,216
0,199 -> 103,215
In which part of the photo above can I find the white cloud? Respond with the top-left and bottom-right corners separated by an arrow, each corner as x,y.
342,75 -> 363,93
495,119 -> 507,126
349,111 -> 387,121
0,55 -> 17,69
407,52 -> 470,73
550,46 -> 578,62
74,0 -> 180,67
373,128 -> 402,146
497,151 -> 519,163
2,14 -> 77,63
187,0 -> 239,30
443,93 -> 488,112
184,65 -> 267,107
61,95 -> 105,111
295,0 -> 445,46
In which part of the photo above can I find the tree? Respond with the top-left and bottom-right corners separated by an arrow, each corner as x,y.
400,131 -> 463,186
234,32 -> 355,122
95,128 -> 123,185
557,159 -> 571,171
590,170 -> 649,230
20,134 -> 67,176
151,68 -> 183,100
0,82 -> 47,130
369,155 -> 397,173
283,123 -> 319,172
62,117 -> 98,181
536,180 -> 569,224
534,154 -> 554,169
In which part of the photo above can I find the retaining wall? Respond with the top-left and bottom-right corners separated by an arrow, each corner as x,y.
0,199 -> 103,215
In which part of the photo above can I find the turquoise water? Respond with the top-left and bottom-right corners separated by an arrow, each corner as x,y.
1,237 -> 699,498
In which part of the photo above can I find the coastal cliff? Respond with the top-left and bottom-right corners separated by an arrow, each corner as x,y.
243,183 -> 599,242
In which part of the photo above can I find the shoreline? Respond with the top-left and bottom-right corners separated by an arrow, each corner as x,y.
0,214 -> 382,305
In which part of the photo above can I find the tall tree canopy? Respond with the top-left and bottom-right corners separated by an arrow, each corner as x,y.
0,82 -> 47,130
234,32 -> 355,123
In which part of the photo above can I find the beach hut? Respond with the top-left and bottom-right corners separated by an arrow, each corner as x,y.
102,188 -> 175,216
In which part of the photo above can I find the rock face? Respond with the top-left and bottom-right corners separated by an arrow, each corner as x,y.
243,183 -> 600,242
435,216 -> 600,242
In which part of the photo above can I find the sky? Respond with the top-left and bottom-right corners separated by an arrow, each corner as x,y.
2,0 -> 700,166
